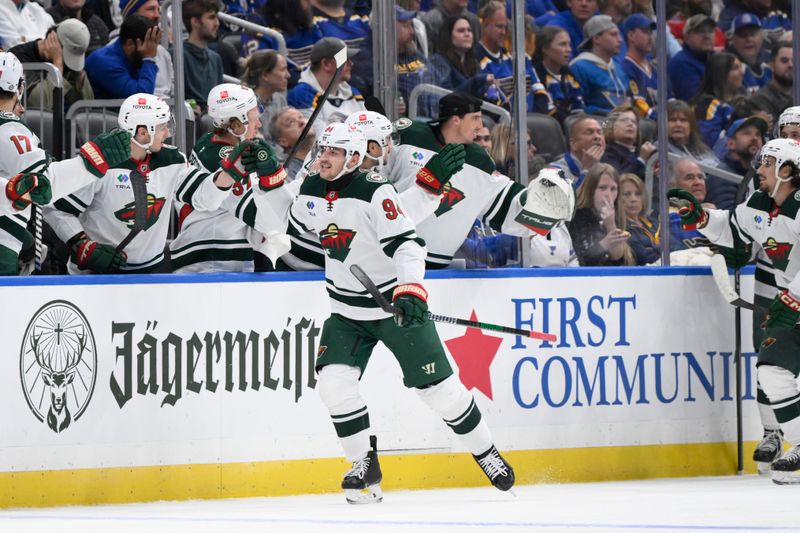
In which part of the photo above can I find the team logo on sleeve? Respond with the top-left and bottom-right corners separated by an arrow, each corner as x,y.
762,238 -> 793,271
319,223 -> 356,262
114,194 -> 166,230
434,183 -> 465,217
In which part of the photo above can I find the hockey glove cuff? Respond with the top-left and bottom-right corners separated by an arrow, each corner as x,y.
392,283 -> 428,328
416,143 -> 465,194
667,188 -> 707,230
766,290 -> 800,330
6,172 -> 51,210
73,235 -> 127,273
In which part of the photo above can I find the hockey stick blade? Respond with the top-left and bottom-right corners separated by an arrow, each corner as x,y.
709,254 -> 755,311
116,169 -> 148,253
349,265 -> 557,341
364,96 -> 387,116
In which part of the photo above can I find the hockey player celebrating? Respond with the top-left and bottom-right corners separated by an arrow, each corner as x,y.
45,93 -> 249,274
244,122 -> 514,503
0,51 -> 132,274
669,138 -> 800,484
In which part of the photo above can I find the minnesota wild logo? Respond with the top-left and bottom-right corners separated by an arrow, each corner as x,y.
114,194 -> 165,231
763,237 -> 793,271
434,183 -> 465,217
319,223 -> 357,262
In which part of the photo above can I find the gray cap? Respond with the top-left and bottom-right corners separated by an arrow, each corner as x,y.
310,37 -> 359,65
683,14 -> 716,35
578,15 -> 618,51
56,19 -> 90,72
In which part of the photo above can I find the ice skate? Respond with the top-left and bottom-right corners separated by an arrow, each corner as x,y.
771,443 -> 800,485
474,445 -> 515,491
753,429 -> 783,475
342,435 -> 383,504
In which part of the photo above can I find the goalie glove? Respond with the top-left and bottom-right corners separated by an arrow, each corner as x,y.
667,188 -> 707,230
515,167 -> 575,235
79,129 -> 132,178
72,234 -> 127,273
765,290 -> 800,330
392,283 -> 428,328
416,143 -> 465,194
241,138 -> 287,190
220,141 -> 253,183
5,172 -> 51,210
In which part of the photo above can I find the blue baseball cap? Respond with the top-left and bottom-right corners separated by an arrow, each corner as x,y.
730,13 -> 762,35
395,5 -> 416,22
726,116 -> 768,140
622,13 -> 656,38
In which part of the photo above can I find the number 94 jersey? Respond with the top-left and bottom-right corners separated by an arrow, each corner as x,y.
288,170 -> 426,321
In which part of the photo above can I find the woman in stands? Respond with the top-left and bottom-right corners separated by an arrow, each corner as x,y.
619,173 -> 660,265
488,123 -> 539,177
532,25 -> 584,124
664,99 -> 720,167
243,50 -> 290,135
568,163 -> 635,266
601,103 -> 655,180
426,15 -> 495,97
691,52 -> 745,148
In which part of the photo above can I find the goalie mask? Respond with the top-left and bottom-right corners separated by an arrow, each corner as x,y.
208,83 -> 259,143
758,138 -> 800,197
517,167 -> 576,235
0,52 -> 25,105
777,106 -> 800,139
344,111 -> 396,170
118,93 -> 174,152
314,122 -> 367,181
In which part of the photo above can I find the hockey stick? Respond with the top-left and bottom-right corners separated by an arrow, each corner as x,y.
284,46 -> 349,163
33,204 -> 43,273
115,169 -> 148,253
709,254 -> 758,311
349,264 -> 557,341
364,96 -> 387,116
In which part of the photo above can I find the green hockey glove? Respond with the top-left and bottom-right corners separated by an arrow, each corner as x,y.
765,291 -> 800,330
5,172 -> 51,210
718,244 -> 752,270
416,143 -> 465,194
80,129 -> 132,177
73,235 -> 127,273
241,138 -> 286,190
667,188 -> 707,230
392,283 -> 429,328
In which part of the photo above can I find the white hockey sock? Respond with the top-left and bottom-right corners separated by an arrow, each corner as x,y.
416,375 -> 493,456
317,364 -> 371,462
758,364 -> 800,444
757,382 -> 780,431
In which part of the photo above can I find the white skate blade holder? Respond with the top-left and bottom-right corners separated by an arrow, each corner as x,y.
772,470 -> 800,485
756,462 -> 772,476
345,484 -> 383,504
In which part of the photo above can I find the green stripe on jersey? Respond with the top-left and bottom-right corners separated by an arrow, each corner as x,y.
0,216 -> 28,243
171,246 -> 253,270
486,181 -> 524,233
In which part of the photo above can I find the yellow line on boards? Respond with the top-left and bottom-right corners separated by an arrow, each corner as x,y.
0,441 -> 759,509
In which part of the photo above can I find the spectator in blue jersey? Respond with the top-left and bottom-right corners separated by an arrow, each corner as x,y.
287,37 -> 365,134
397,0 -> 430,57
663,99 -> 719,167
533,25 -> 585,122
601,103 -> 655,180
569,14 -> 630,115
85,14 -> 160,98
427,16 -> 495,98
691,52 -> 745,148
598,0 -> 633,62
182,0 -> 223,110
751,43 -> 793,124
241,0 -> 321,72
119,0 -> 173,99
476,1 -> 550,113
521,0 -> 559,27
706,115 -> 766,209
396,5 -> 429,112
552,114 -> 606,188
421,0 -> 481,56
667,13 -> 715,101
243,50 -> 290,135
620,13 -> 657,112
726,13 -> 771,94
619,173 -> 660,265
549,0 -> 598,58
718,0 -> 791,33
668,158 -> 714,251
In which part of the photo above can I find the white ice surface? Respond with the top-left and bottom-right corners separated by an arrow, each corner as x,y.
2,475 -> 798,533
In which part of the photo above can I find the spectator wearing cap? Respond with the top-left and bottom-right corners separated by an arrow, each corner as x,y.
726,13 -> 770,93
569,14 -> 630,115
420,0 -> 481,57
47,0 -> 109,53
706,116 -> 767,210
85,14 -> 160,98
0,0 -> 55,49
397,0 -> 429,57
532,26 -> 585,123
666,1 -> 725,52
620,13 -> 658,111
287,37 -> 365,135
549,0 -> 599,59
668,13 -> 716,101
182,0 -> 223,110
9,19 -> 94,111
118,0 -> 174,99
751,43 -> 793,125
690,52 -> 745,148
475,1 -> 550,113
718,0 -> 790,33
396,5 -> 429,113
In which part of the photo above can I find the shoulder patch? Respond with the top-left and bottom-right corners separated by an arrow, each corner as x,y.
794,190 -> 800,202
395,117 -> 412,130
0,111 -> 19,121
219,146 -> 234,159
365,171 -> 387,183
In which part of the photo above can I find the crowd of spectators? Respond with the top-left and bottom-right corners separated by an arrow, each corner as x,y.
0,0 -> 796,273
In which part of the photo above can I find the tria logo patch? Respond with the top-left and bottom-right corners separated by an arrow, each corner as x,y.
434,183 -> 465,216
319,223 -> 356,262
412,151 -> 425,161
762,238 -> 793,271
114,193 -> 165,231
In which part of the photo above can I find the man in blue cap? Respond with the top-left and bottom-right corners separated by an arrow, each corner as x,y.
620,13 -> 657,112
706,116 -> 767,209
726,13 -> 770,93
396,5 -> 429,111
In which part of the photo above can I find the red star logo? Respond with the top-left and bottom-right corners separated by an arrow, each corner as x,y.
444,310 -> 503,399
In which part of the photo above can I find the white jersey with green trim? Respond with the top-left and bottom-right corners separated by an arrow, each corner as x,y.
287,170 -> 426,320
387,120 -> 530,268
0,112 -> 98,254
701,189 -> 800,298
44,146 -> 231,274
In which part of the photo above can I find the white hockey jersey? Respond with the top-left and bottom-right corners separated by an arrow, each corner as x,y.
0,111 -> 98,255
286,170 -> 426,320
45,146 -> 230,274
